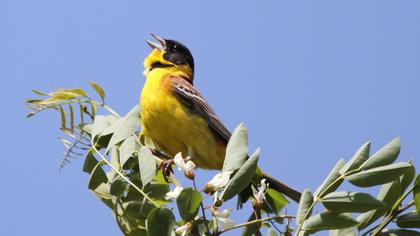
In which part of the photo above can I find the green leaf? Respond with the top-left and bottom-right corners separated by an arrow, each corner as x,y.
92,183 -> 113,209
340,142 -> 370,175
69,104 -> 74,130
83,151 -> 98,174
106,105 -> 141,152
314,159 -> 345,198
396,212 -> 420,228
302,212 -> 358,233
321,191 -> 384,213
119,136 -> 137,167
101,117 -> 124,136
414,175 -> 420,215
32,89 -> 48,96
89,81 -> 106,103
346,162 -> 411,187
138,147 -> 156,186
401,164 -> 416,193
223,123 -> 248,172
361,137 -> 400,170
62,88 -> 87,97
297,189 -> 314,224
377,229 -> 420,236
146,208 -> 176,236
92,115 -> 112,139
264,188 -> 288,214
88,161 -> 108,190
110,147 -> 120,171
176,187 -> 202,221
221,148 -> 259,201
110,179 -> 125,196
58,106 -> 66,129
357,180 -> 402,230
329,227 -> 355,236
144,183 -> 170,206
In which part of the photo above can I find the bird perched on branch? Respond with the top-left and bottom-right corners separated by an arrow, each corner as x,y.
139,34 -> 301,202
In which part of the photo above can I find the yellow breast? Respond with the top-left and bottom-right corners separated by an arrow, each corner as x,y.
140,68 -> 225,169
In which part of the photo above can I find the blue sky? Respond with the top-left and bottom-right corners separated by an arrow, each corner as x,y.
2,0 -> 420,235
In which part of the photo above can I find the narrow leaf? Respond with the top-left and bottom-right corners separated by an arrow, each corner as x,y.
377,229 -> 420,236
63,88 -> 87,97
138,147 -> 157,186
176,188 -> 202,221
401,164 -> 415,193
89,81 -> 106,103
297,189 -> 314,224
59,106 -> 66,129
146,208 -> 176,236
414,175 -> 420,215
221,148 -> 259,201
314,159 -> 345,198
32,89 -> 48,96
321,191 -> 384,213
223,123 -> 248,172
340,142 -> 370,175
69,104 -> 74,130
396,212 -> 420,228
302,212 -> 358,233
346,162 -> 411,187
361,137 -> 400,170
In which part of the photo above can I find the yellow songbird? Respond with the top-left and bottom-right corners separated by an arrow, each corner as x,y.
140,34 -> 301,202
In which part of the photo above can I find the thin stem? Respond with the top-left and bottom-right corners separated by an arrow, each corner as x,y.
91,145 -> 159,207
90,100 -> 121,118
217,215 -> 294,235
296,168 -> 360,234
193,179 -> 211,235
370,200 -> 415,236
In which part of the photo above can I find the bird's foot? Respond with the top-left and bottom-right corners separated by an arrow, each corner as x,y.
160,159 -> 174,182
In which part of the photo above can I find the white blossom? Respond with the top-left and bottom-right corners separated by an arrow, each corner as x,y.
253,179 -> 269,203
174,152 -> 196,179
165,185 -> 183,200
212,208 -> 235,230
212,208 -> 232,218
175,222 -> 193,236
204,171 -> 233,193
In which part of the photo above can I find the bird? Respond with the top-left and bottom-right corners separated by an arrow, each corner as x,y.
139,34 -> 301,203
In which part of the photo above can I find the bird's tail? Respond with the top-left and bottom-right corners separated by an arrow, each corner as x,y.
262,172 -> 301,203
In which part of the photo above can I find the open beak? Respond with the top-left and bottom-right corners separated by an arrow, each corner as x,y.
146,33 -> 166,51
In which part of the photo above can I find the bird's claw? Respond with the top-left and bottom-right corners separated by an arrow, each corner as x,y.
160,159 -> 174,182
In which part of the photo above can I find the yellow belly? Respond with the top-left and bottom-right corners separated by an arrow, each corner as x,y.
140,70 -> 225,169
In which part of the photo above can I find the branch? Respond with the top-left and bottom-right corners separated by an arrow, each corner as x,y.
217,215 -> 295,235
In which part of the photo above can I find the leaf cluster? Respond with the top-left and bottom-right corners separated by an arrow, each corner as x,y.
27,83 -> 420,236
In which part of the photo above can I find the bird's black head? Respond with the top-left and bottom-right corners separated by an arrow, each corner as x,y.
144,34 -> 194,79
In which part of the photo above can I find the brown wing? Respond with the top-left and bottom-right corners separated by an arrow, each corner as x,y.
170,76 -> 231,143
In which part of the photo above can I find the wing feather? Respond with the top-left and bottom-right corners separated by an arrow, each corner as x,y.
170,76 -> 231,143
